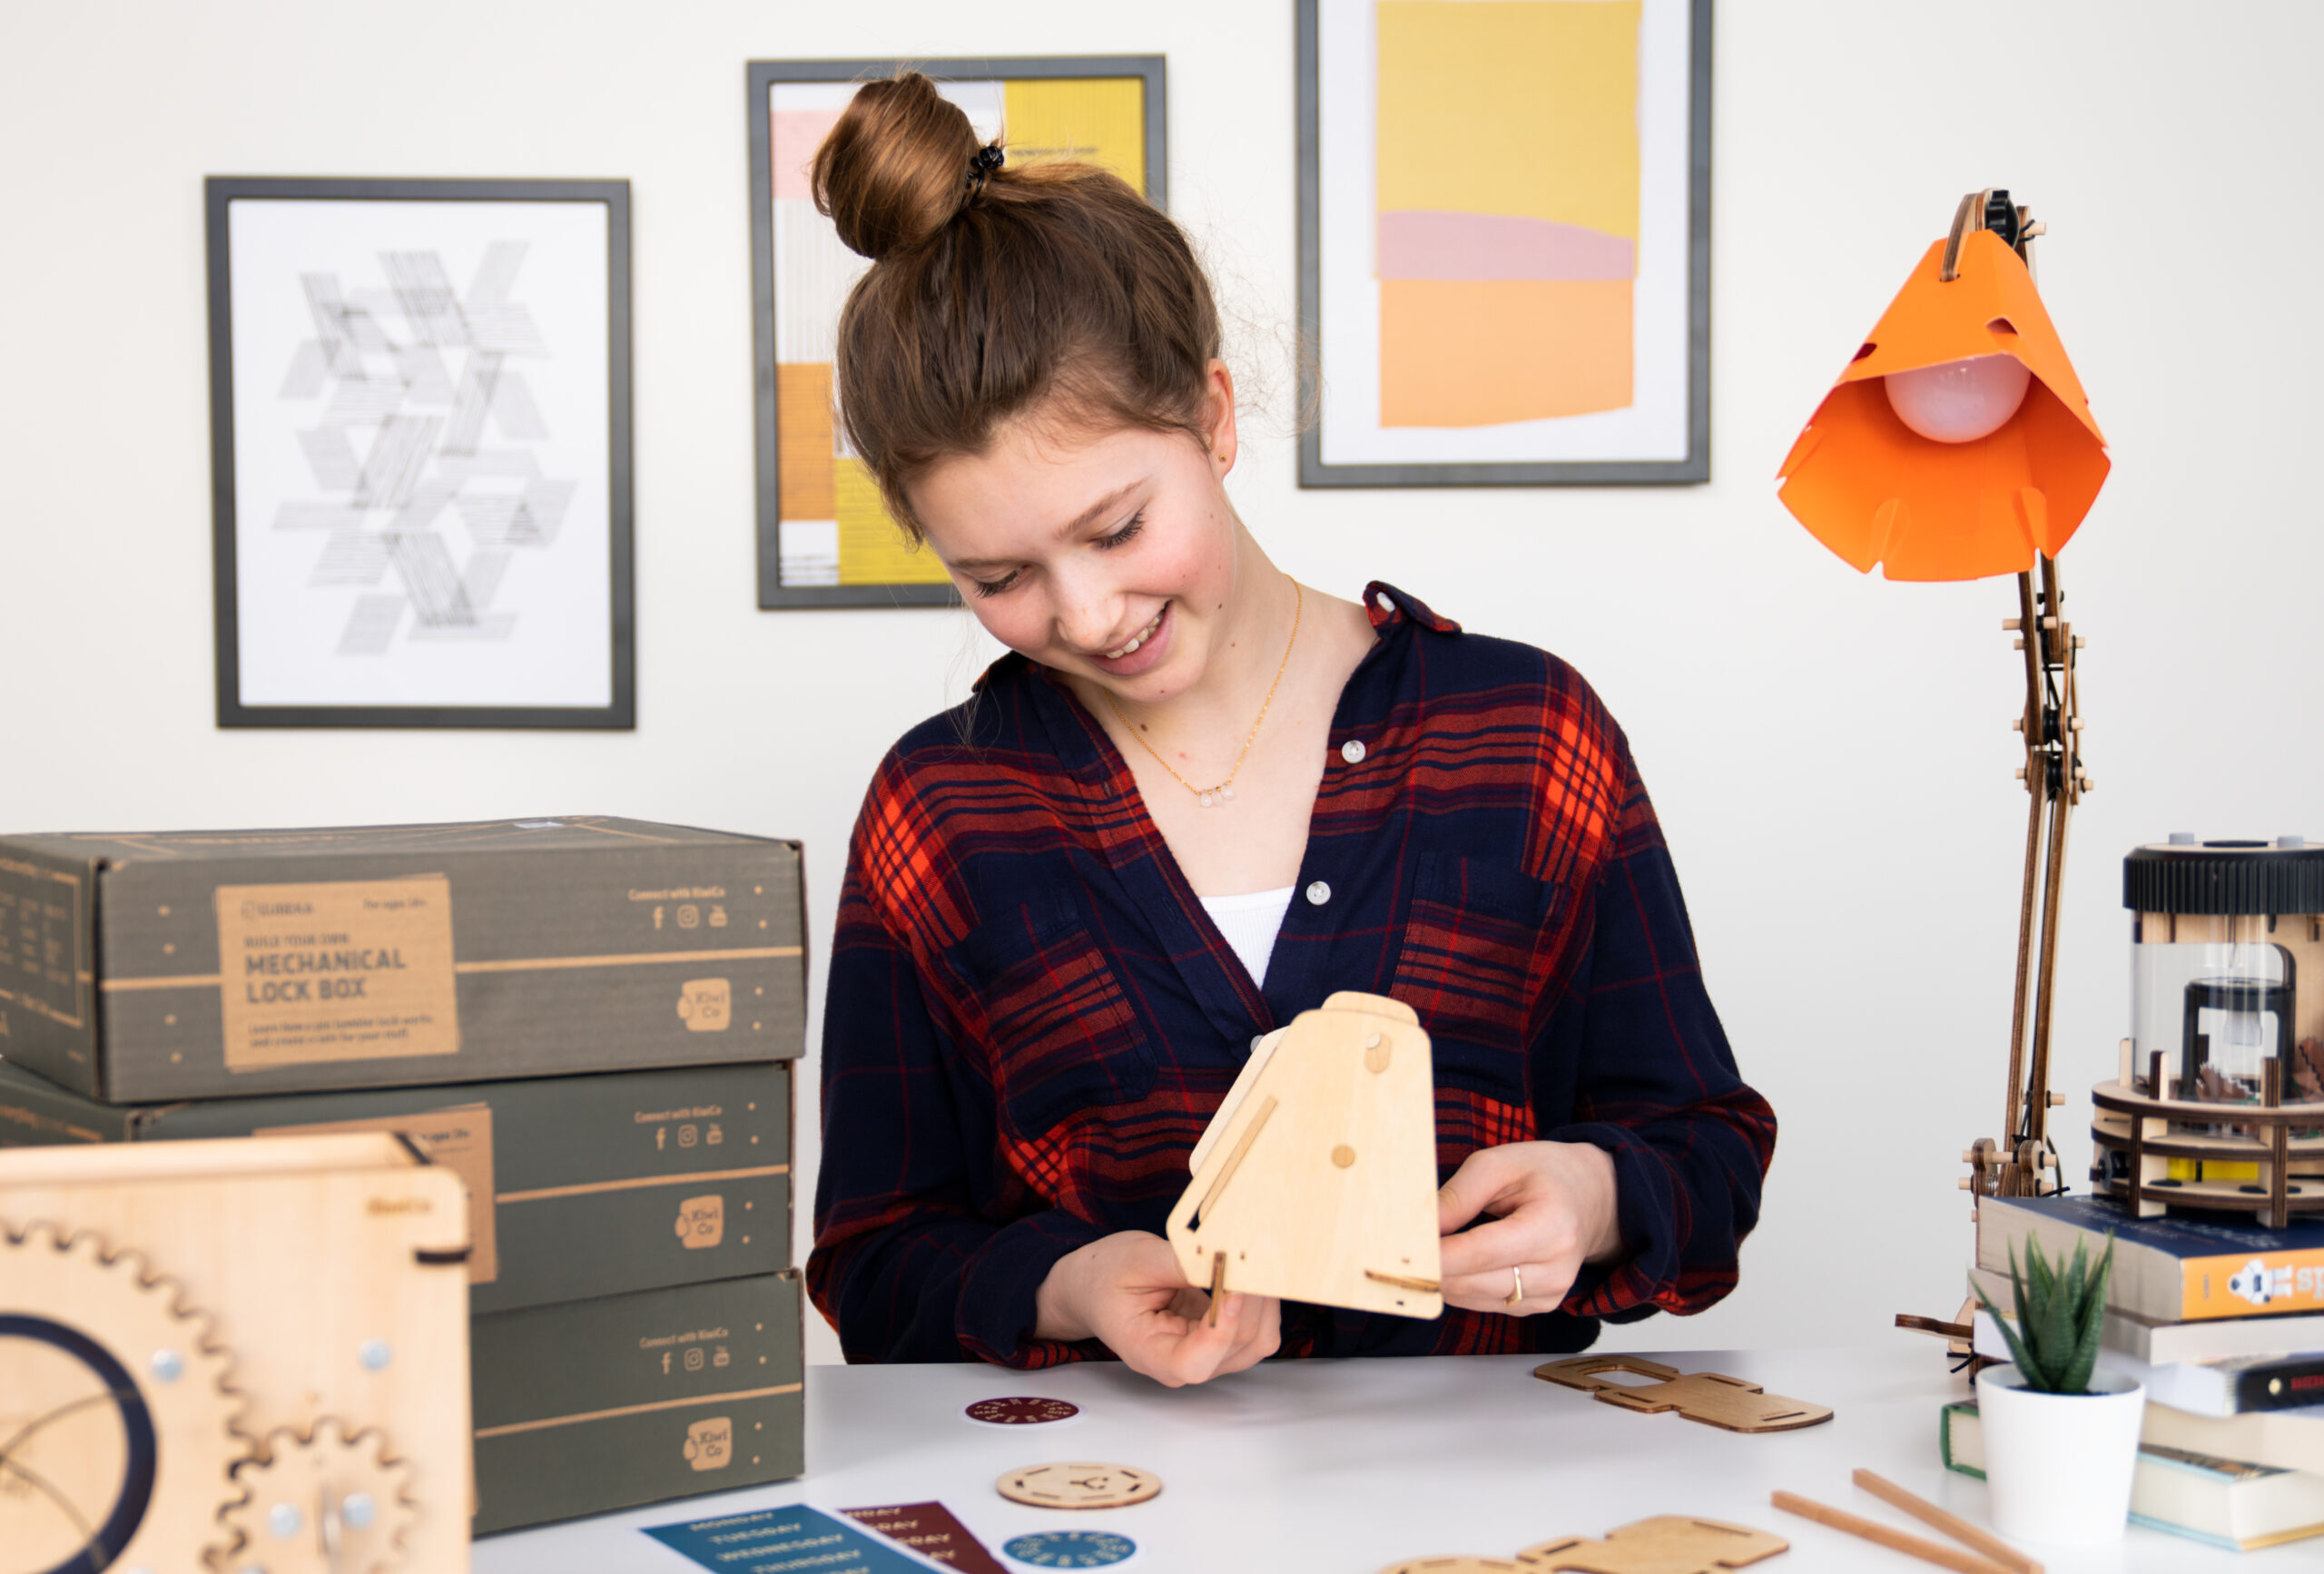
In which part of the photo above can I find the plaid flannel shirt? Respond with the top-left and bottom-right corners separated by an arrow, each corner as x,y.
809,583 -> 1776,1365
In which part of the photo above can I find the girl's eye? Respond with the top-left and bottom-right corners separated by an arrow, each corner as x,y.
969,569 -> 1022,599
1097,511 -> 1146,550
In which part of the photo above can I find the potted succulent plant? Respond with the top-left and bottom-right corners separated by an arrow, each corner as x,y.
1973,1232 -> 2142,1544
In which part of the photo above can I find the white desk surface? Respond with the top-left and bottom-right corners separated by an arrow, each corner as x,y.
472,1345 -> 2273,1572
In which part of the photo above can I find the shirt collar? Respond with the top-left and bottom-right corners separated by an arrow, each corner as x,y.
1362,581 -> 1462,635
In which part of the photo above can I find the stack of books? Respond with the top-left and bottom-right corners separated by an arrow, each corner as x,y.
1953,1194 -> 2324,1551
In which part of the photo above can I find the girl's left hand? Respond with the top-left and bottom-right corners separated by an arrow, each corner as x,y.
1436,1140 -> 1625,1315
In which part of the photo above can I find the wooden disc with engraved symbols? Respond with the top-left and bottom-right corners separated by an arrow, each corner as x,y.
995,1461 -> 1162,1510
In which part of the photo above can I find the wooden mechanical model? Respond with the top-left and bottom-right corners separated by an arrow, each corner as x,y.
2090,838 -> 2324,1228
0,1133 -> 471,1574
1167,992 -> 1443,1318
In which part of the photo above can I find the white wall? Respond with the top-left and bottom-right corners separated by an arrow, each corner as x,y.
5,1 -> 2320,1368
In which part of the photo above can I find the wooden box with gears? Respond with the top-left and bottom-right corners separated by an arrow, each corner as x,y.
1167,991 -> 1443,1317
0,1133 -> 470,1574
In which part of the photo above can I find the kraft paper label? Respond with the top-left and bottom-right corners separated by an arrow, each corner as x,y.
258,1103 -> 498,1284
215,877 -> 458,1070
684,1416 -> 733,1471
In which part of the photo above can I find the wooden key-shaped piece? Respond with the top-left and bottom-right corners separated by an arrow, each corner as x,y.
1377,1517 -> 1787,1574
1533,1356 -> 1833,1432
1520,1517 -> 1788,1573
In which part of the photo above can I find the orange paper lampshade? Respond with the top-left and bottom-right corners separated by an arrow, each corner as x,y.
1777,229 -> 2109,582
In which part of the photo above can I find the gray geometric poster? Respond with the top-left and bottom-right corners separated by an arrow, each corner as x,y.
219,192 -> 621,719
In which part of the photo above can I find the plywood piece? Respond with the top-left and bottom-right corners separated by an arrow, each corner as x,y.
1168,993 -> 1442,1318
0,1133 -> 471,1572
995,1461 -> 1161,1510
1519,1516 -> 1788,1572
1533,1357 -> 1833,1433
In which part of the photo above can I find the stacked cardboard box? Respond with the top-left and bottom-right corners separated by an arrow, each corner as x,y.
1959,1193 -> 2324,1549
0,817 -> 810,1533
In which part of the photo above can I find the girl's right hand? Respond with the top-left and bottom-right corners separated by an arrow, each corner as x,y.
1032,1230 -> 1280,1386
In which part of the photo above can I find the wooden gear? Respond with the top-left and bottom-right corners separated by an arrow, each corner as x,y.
1374,1517 -> 1787,1574
1168,992 -> 1443,1319
1533,1356 -> 1833,1433
0,1133 -> 471,1573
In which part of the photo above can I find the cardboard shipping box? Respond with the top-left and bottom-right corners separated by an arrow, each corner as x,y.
472,1271 -> 805,1535
0,1056 -> 793,1314
0,817 -> 804,1100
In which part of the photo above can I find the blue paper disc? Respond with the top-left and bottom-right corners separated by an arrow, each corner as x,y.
1001,1530 -> 1138,1568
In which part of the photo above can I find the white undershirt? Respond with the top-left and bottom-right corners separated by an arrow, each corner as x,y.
1198,886 -> 1297,989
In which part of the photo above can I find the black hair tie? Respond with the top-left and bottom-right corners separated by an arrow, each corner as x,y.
965,143 -> 1004,196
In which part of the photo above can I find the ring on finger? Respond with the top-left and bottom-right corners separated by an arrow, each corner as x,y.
1504,1265 -> 1524,1307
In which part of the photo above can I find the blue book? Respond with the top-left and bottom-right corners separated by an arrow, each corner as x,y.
1978,1194 -> 2324,1322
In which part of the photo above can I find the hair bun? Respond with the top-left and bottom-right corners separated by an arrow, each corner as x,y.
812,73 -> 983,261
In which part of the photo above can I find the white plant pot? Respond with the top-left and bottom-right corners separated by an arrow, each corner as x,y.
1975,1363 -> 2144,1545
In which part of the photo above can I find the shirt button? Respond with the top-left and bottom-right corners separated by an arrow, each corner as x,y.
1340,739 -> 1366,764
1305,880 -> 1332,906
1250,1034 -> 1265,1052
1374,591 -> 1394,613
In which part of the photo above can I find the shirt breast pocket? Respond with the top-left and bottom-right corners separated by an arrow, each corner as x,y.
1390,853 -> 1566,1099
947,887 -> 1160,1143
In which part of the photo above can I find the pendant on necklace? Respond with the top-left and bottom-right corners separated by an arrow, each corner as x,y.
1199,786 -> 1234,807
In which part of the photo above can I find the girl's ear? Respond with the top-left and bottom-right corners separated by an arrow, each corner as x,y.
1203,359 -> 1238,474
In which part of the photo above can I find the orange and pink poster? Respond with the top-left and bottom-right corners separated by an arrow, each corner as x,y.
1305,0 -> 1705,484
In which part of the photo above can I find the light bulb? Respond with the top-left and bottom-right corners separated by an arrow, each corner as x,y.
1883,353 -> 2032,443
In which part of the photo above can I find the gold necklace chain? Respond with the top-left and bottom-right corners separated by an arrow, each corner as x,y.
1104,580 -> 1303,808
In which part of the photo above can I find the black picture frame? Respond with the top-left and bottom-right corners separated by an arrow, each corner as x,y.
1295,0 -> 1712,487
206,176 -> 635,728
748,56 -> 1168,610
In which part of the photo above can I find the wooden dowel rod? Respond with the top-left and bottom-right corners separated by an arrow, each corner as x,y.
1771,1491 -> 2014,1574
1852,1470 -> 2041,1574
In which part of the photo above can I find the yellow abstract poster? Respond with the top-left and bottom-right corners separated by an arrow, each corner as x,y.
759,66 -> 1157,595
1003,79 -> 1147,192
1374,0 -> 1642,428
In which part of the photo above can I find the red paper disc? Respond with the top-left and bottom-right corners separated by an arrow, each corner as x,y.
965,1396 -> 1080,1426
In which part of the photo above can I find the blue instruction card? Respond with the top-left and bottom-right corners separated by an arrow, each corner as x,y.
645,1503 -> 944,1573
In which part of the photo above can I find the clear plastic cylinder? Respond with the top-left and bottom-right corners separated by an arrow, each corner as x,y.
2130,917 -> 2311,1106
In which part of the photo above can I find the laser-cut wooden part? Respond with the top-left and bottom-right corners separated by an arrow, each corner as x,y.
0,1133 -> 471,1573
1168,993 -> 1442,1318
1516,1516 -> 1788,1572
1533,1357 -> 1834,1432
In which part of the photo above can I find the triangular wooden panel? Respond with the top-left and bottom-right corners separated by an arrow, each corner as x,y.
1168,992 -> 1442,1318
1517,1516 -> 1788,1572
1533,1357 -> 1833,1433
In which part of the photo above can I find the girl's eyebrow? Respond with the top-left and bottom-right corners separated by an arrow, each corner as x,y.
946,479 -> 1147,571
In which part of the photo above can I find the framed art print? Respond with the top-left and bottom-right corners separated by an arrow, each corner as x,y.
1297,0 -> 1711,486
749,56 -> 1167,609
206,177 -> 634,728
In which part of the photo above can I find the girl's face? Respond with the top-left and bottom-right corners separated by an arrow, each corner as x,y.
910,368 -> 1247,707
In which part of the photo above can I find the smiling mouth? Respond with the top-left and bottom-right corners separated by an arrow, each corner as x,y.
1100,605 -> 1167,661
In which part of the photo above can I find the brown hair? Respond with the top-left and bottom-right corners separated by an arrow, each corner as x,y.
811,73 -> 1222,540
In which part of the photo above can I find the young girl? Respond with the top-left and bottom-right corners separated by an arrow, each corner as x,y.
806,74 -> 1775,1386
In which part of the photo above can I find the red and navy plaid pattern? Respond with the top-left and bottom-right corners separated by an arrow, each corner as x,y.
810,583 -> 1777,1366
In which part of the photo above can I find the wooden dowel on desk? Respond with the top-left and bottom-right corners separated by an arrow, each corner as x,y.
1853,1469 -> 2041,1574
1770,1491 -> 2014,1574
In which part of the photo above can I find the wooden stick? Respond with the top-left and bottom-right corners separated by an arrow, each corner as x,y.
1852,1471 -> 2041,1574
1770,1491 -> 2014,1574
